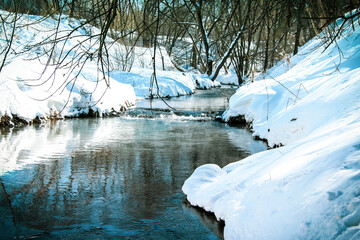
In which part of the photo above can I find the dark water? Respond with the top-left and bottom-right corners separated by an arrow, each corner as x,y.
0,88 -> 267,239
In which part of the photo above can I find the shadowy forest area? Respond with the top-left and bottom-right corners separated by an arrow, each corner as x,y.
1,0 -> 360,85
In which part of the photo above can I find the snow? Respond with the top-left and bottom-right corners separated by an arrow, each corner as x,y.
0,10 -> 218,123
190,74 -> 221,89
0,57 -> 136,119
183,14 -> 360,239
111,69 -> 198,99
215,70 -> 239,85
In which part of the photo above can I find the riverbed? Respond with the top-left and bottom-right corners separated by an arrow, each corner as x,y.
0,87 -> 267,239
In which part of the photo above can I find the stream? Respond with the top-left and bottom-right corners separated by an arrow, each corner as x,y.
0,87 -> 267,239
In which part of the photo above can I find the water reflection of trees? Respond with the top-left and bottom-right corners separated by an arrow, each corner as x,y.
0,118 -> 258,237
182,200 -> 225,240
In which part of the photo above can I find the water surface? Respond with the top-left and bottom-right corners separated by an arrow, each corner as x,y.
0,88 -> 267,239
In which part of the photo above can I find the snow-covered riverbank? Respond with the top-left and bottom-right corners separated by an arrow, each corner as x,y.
0,11 -> 219,126
183,15 -> 360,239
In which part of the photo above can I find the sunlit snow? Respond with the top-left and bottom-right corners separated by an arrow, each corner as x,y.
183,13 -> 360,240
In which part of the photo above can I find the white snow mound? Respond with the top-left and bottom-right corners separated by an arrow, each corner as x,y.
183,14 -> 360,240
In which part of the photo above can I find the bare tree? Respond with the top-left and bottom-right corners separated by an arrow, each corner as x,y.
1,0 -> 359,95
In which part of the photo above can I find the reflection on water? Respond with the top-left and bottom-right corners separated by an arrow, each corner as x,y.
0,88 -> 267,239
182,200 -> 225,240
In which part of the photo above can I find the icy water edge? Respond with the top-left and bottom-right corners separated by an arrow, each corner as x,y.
0,87 -> 267,239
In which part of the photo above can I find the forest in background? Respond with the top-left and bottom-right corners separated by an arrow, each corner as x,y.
0,0 -> 360,85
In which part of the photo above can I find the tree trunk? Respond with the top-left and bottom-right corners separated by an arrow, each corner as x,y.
191,44 -> 197,68
210,25 -> 245,81
191,0 -> 212,76
293,0 -> 305,55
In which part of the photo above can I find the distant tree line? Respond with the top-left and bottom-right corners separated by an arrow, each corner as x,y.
0,0 -> 359,84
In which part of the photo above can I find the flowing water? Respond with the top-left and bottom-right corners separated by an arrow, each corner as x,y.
0,87 -> 267,239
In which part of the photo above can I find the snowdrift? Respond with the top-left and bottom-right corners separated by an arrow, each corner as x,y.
110,70 -> 220,99
183,14 -> 360,239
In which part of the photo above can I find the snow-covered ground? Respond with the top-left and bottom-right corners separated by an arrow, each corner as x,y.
183,15 -> 360,239
0,11 -> 219,124
110,70 -> 220,99
214,70 -> 239,85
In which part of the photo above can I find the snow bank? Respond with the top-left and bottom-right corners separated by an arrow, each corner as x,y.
190,74 -> 221,89
215,71 -> 239,85
111,69 -> 199,99
0,57 -> 136,120
183,14 -> 360,239
110,69 -> 222,100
